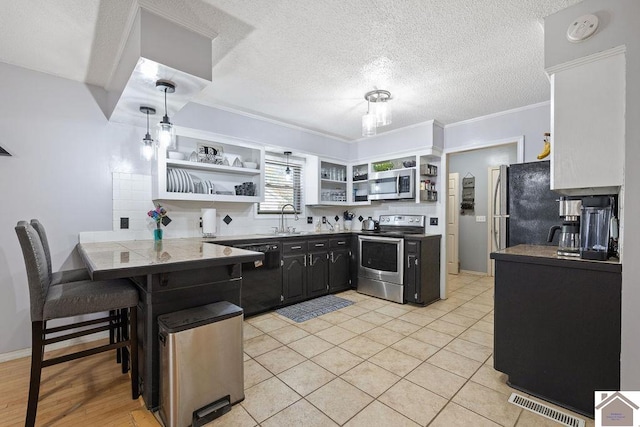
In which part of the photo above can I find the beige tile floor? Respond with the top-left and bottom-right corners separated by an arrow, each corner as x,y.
208,273 -> 595,427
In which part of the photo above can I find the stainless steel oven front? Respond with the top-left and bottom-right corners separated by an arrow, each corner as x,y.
357,235 -> 404,303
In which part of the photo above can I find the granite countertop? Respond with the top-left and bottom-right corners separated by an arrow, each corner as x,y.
77,238 -> 263,280
491,244 -> 621,269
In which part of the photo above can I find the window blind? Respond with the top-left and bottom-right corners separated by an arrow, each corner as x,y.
258,160 -> 302,214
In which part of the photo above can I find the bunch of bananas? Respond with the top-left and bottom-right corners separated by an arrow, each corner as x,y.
537,132 -> 551,160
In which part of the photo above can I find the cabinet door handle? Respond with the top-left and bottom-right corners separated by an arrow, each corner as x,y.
337,241 -> 346,245
330,252 -> 334,262
304,255 -> 307,267
280,259 -> 284,267
308,253 -> 313,266
291,245 -> 302,250
415,259 -> 418,266
315,243 -> 324,247
407,258 -> 411,268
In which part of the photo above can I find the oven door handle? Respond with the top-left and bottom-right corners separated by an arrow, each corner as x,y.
358,236 -> 403,244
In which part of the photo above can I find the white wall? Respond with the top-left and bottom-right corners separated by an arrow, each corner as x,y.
445,102 -> 550,163
544,0 -> 640,391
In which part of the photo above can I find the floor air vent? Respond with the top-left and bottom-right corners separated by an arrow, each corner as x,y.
508,393 -> 585,427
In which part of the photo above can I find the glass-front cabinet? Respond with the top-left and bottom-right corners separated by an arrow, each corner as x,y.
152,127 -> 265,203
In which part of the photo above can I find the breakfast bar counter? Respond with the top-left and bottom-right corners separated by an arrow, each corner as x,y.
77,238 -> 263,411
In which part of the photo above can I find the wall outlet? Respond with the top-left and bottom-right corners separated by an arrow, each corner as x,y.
120,217 -> 129,229
429,217 -> 438,226
322,216 -> 327,224
476,215 -> 487,223
307,216 -> 313,224
199,217 -> 202,228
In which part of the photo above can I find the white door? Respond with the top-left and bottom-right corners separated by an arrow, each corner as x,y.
447,173 -> 460,275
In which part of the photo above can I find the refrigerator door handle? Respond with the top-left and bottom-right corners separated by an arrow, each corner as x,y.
492,167 -> 509,250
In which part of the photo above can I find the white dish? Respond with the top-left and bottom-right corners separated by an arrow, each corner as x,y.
243,162 -> 258,169
166,169 -> 172,192
168,169 -> 176,192
176,169 -> 184,192
180,169 -> 187,192
167,151 -> 186,160
185,170 -> 194,193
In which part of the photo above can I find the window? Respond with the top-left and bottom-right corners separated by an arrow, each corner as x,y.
258,156 -> 303,214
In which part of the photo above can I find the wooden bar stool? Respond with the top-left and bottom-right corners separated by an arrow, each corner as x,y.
15,221 -> 140,427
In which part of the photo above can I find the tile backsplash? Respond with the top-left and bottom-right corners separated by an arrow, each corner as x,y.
88,173 -> 442,244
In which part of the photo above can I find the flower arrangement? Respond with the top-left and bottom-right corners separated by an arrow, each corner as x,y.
148,204 -> 171,229
343,210 -> 355,221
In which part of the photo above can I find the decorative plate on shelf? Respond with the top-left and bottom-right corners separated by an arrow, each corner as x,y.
197,142 -> 224,164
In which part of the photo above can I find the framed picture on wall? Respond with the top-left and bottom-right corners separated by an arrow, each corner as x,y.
197,142 -> 224,164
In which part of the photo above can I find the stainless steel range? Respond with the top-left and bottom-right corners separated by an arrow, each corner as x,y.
358,214 -> 426,303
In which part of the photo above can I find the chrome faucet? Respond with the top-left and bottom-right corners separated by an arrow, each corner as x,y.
279,204 -> 299,233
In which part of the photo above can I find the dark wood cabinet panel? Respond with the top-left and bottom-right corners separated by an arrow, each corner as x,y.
329,248 -> 350,292
492,253 -> 621,417
282,254 -> 306,303
308,251 -> 329,298
403,236 -> 440,305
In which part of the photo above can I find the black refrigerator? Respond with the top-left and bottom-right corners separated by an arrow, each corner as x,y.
493,160 -> 560,249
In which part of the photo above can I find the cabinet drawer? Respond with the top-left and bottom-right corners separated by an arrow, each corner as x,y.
405,240 -> 420,254
308,239 -> 329,251
330,238 -> 349,248
283,241 -> 308,254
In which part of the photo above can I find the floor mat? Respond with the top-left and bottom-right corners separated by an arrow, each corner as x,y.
276,295 -> 354,322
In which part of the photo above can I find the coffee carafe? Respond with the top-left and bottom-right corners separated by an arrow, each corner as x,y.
547,197 -> 581,257
580,196 -> 613,260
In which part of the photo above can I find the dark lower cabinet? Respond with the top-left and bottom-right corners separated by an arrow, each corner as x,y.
329,237 -> 351,292
403,236 -> 441,305
282,251 -> 307,303
281,236 -> 353,305
491,250 -> 621,417
308,252 -> 329,297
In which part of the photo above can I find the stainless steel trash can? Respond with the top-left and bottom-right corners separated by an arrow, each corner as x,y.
158,301 -> 244,427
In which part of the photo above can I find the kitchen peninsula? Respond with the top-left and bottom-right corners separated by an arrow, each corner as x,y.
77,239 -> 263,410
491,245 -> 621,416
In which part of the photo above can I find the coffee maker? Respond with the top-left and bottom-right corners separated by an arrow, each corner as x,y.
580,196 -> 614,260
547,197 -> 581,257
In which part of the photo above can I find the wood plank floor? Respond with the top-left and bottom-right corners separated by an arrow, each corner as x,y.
0,339 -> 143,426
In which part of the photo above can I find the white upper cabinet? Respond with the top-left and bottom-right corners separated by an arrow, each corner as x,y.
548,46 -> 625,195
152,127 -> 265,203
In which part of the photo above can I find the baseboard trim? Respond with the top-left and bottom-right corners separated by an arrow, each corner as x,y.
0,331 -> 109,363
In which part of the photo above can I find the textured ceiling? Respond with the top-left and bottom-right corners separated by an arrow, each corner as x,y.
0,0 -> 582,141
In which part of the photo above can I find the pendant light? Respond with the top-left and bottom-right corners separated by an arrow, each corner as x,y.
284,151 -> 292,180
156,80 -> 176,149
362,96 -> 377,137
140,106 -> 156,161
362,89 -> 392,137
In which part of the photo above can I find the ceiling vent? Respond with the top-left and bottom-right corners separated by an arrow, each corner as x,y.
0,146 -> 11,156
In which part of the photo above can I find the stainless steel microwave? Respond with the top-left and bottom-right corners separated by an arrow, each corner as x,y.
368,169 -> 415,200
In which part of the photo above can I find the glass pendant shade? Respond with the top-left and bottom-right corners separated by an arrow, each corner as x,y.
375,99 -> 391,126
157,116 -> 175,149
141,136 -> 154,160
140,106 -> 156,161
362,113 -> 377,137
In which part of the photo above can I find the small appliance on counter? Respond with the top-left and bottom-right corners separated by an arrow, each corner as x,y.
361,217 -> 379,231
580,195 -> 615,260
547,197 -> 581,257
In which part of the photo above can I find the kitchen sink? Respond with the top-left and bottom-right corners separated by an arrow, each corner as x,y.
257,231 -> 312,237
